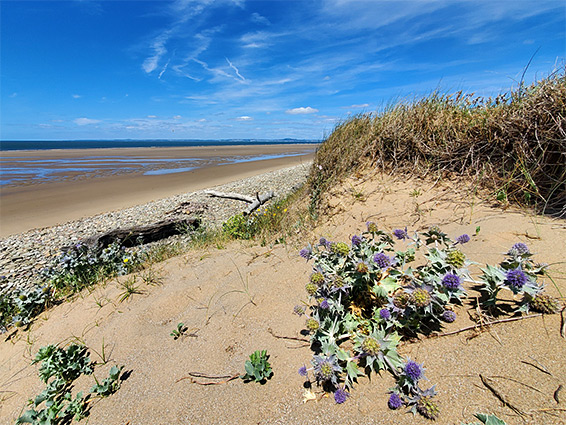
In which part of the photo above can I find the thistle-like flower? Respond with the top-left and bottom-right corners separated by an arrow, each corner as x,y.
392,291 -> 410,310
299,247 -> 312,260
404,360 -> 424,382
331,242 -> 350,256
366,221 -> 378,233
334,388 -> 349,404
456,234 -> 470,244
298,365 -> 308,377
379,308 -> 391,320
351,234 -> 362,246
293,305 -> 306,316
441,273 -> 462,290
417,396 -> 440,420
305,318 -> 320,332
411,288 -> 432,308
313,355 -> 342,385
505,268 -> 527,289
374,252 -> 394,269
529,293 -> 560,314
393,228 -> 408,240
310,272 -> 325,285
446,250 -> 466,268
361,336 -> 381,356
441,310 -> 457,323
305,283 -> 318,296
508,242 -> 529,256
356,261 -> 369,274
319,298 -> 330,309
388,393 -> 404,409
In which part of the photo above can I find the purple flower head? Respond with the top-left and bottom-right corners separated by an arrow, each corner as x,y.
319,237 -> 327,247
299,247 -> 311,260
293,305 -> 306,316
374,252 -> 394,269
393,228 -> 408,240
404,360 -> 424,382
320,298 -> 330,309
379,308 -> 391,320
351,234 -> 362,246
442,310 -> 457,323
313,355 -> 342,385
456,234 -> 470,244
509,242 -> 530,255
334,388 -> 349,404
298,365 -> 308,377
388,393 -> 403,409
505,268 -> 528,289
442,273 -> 462,290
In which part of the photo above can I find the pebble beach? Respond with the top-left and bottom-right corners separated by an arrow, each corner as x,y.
0,161 -> 312,292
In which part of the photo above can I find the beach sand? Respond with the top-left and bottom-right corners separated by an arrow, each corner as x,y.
1,168 -> 564,424
0,145 -> 315,237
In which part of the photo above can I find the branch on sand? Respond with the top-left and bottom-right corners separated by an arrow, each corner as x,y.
176,372 -> 240,385
205,190 -> 275,215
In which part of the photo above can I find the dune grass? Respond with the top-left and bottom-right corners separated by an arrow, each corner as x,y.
308,67 -> 565,216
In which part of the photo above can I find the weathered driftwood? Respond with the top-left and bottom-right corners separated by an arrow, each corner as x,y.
82,218 -> 200,249
204,190 -> 275,215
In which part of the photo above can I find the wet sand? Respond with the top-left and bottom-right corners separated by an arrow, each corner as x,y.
0,145 -> 315,237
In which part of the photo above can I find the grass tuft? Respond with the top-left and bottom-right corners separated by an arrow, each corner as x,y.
309,67 -> 566,215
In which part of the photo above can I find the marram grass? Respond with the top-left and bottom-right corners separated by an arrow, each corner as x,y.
309,67 -> 566,215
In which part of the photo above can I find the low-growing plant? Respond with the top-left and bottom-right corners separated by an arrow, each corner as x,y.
90,365 -> 124,397
0,284 -> 52,331
241,350 -> 273,383
170,322 -> 188,340
463,413 -> 507,425
295,223 -> 557,419
117,276 -> 145,303
16,343 -> 124,424
44,241 -> 143,296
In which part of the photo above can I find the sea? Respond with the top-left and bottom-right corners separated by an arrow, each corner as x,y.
0,139 -> 319,186
0,139 -> 318,151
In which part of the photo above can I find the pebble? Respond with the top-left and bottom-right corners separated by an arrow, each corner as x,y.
0,163 -> 312,292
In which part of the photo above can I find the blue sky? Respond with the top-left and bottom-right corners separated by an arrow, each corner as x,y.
1,0 -> 564,141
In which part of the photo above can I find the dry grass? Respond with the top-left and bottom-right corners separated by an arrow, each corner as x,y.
309,67 -> 565,216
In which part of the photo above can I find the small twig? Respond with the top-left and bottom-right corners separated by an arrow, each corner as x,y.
521,356 -> 553,376
479,374 -> 526,418
554,385 -> 563,404
560,306 -> 566,339
268,327 -> 309,342
434,313 -> 542,338
488,375 -> 544,394
176,372 -> 240,385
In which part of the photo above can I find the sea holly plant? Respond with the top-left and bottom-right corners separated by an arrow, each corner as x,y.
17,343 -> 124,424
295,223 -> 475,419
241,350 -> 273,383
478,242 -> 558,314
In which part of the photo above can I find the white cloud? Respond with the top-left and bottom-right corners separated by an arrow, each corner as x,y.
226,57 -> 246,81
173,115 -> 182,119
10,92 -> 17,98
286,107 -> 319,115
198,118 -> 207,122
72,94 -> 81,99
251,12 -> 270,25
74,117 -> 100,125
147,115 -> 157,118
236,116 -> 253,121
349,103 -> 369,108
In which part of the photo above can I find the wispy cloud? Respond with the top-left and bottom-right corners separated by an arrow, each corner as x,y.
74,117 -> 100,125
236,116 -> 253,121
226,57 -> 246,81
286,107 -> 319,115
251,12 -> 270,25
72,94 -> 81,99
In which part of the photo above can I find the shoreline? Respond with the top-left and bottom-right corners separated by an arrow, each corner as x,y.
0,145 -> 315,237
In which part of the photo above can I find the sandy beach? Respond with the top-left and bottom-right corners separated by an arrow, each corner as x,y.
0,144 -> 315,237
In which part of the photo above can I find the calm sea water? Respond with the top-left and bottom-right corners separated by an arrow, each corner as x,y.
0,140 -> 318,186
0,139 -> 318,151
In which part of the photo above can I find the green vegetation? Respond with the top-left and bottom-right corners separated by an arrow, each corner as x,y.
241,350 -> 273,383
296,224 -> 559,418
308,68 -> 565,215
170,322 -> 188,340
16,343 -> 123,424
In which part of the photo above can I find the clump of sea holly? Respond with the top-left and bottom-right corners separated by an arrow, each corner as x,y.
526,292 -> 561,314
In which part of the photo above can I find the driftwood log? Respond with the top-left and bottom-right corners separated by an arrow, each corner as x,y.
81,218 -> 200,250
204,190 -> 275,215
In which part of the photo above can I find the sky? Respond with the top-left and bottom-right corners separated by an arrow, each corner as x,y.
1,0 -> 565,141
